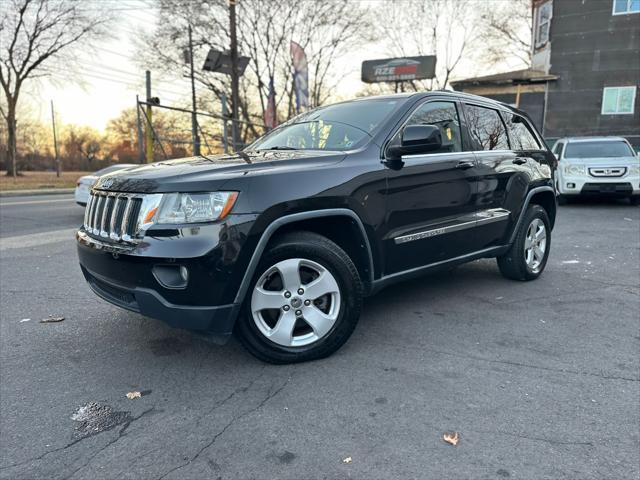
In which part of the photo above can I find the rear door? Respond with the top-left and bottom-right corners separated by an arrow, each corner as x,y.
462,103 -> 540,249
382,99 -> 481,274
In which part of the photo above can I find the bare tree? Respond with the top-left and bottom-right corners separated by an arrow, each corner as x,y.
366,0 -> 531,95
479,0 -> 532,68
137,0 -> 373,146
0,0 -> 110,177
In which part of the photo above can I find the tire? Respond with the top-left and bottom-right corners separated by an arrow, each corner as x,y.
630,196 -> 640,206
497,204 -> 551,281
235,231 -> 363,364
557,194 -> 568,205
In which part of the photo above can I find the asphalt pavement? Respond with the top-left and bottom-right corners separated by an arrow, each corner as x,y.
0,194 -> 638,479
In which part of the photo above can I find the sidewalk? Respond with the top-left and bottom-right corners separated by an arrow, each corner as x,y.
0,188 -> 74,197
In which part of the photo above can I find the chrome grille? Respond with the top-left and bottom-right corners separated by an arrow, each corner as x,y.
589,167 -> 626,177
83,192 -> 143,242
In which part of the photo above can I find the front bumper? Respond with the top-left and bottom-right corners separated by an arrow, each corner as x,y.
76,213 -> 258,337
557,174 -> 640,196
81,265 -> 239,336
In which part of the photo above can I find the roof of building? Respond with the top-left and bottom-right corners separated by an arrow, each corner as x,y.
450,68 -> 558,88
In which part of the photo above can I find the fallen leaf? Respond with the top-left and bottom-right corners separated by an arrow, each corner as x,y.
443,432 -> 459,446
40,316 -> 64,323
126,391 -> 142,400
342,456 -> 352,464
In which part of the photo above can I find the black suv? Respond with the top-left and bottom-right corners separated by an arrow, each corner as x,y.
77,92 -> 557,363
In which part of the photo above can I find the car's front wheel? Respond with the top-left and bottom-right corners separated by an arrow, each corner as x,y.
497,204 -> 551,281
235,231 -> 362,364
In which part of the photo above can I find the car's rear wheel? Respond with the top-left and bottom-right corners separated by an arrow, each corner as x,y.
235,231 -> 362,364
497,204 -> 551,281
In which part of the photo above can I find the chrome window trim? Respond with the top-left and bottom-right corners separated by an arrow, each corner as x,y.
383,97 -> 467,159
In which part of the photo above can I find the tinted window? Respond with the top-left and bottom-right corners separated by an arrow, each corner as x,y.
564,141 -> 635,159
464,105 -> 509,151
391,101 -> 462,153
250,98 -> 401,151
505,114 -> 540,150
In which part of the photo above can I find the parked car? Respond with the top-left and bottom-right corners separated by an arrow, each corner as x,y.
75,164 -> 136,206
552,137 -> 640,205
76,92 -> 557,363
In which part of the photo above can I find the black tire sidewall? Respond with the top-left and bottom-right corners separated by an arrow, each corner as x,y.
235,234 -> 362,363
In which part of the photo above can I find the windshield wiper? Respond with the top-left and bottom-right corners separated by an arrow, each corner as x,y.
266,146 -> 297,150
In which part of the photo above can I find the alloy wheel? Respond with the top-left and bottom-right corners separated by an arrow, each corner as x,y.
251,258 -> 341,347
524,218 -> 547,272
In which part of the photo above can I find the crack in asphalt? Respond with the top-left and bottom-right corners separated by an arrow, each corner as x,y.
375,340 -> 639,383
61,408 -> 156,480
197,365 -> 267,423
156,375 -> 291,480
0,408 -> 155,474
422,346 -> 640,382
488,430 -> 594,447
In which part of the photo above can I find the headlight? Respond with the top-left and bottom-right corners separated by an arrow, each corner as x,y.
630,165 -> 640,175
155,192 -> 238,224
563,164 -> 585,175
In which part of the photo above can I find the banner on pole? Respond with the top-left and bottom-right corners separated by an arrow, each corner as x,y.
290,41 -> 309,113
265,77 -> 277,129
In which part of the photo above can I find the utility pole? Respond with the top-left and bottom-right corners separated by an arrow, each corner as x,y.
50,100 -> 60,178
229,0 -> 240,151
145,70 -> 154,163
188,25 -> 201,156
221,93 -> 229,154
135,95 -> 144,163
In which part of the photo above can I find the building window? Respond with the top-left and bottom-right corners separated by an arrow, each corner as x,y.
601,87 -> 637,115
534,1 -> 553,48
612,0 -> 640,15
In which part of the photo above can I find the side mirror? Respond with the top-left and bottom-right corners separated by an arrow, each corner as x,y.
386,124 -> 442,161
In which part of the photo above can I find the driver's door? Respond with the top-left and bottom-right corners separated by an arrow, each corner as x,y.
382,99 -> 481,275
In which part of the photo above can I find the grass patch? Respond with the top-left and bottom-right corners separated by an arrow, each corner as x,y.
0,171 -> 90,191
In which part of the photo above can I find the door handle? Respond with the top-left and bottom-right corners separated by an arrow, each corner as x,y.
513,157 -> 529,165
455,160 -> 475,170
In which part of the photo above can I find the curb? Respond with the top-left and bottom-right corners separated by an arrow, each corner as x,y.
0,188 -> 75,197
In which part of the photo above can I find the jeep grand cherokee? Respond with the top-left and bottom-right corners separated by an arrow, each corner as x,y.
77,92 -> 557,363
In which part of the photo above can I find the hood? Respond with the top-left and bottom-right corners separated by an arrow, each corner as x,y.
563,156 -> 639,166
93,150 -> 346,193
78,175 -> 98,185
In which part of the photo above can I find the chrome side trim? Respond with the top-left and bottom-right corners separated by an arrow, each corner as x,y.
394,208 -> 510,244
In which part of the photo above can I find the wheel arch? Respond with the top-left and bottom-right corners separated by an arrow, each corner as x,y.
529,189 -> 557,229
233,209 -> 375,305
508,186 -> 556,244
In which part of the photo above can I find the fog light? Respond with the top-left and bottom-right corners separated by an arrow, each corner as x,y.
566,182 -> 576,189
152,265 -> 188,289
179,265 -> 189,282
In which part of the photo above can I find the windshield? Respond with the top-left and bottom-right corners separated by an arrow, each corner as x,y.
249,98 -> 401,151
564,141 -> 634,159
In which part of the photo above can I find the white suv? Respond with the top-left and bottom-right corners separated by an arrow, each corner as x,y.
552,137 -> 640,205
